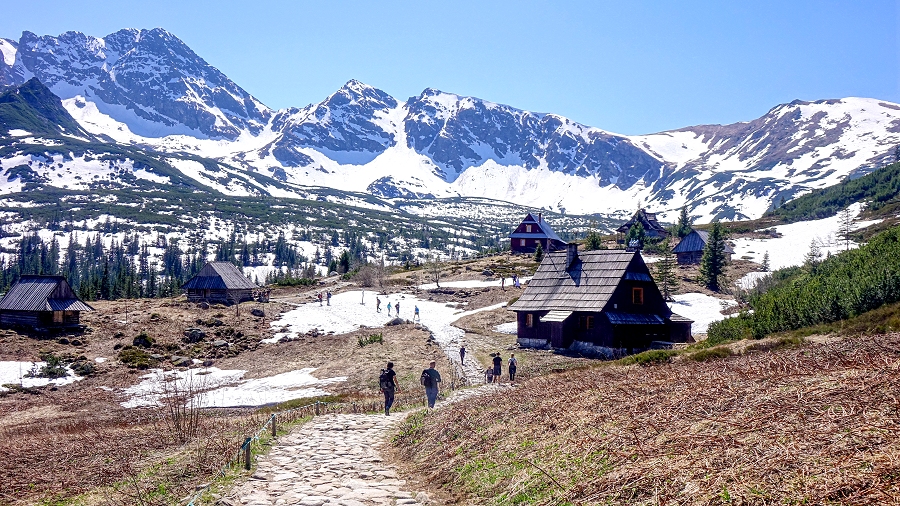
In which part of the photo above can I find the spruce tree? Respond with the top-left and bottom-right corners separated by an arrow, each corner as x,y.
699,221 -> 728,291
626,222 -> 646,249
584,230 -> 603,250
761,251 -> 770,272
654,237 -> 678,300
837,207 -> 855,251
534,242 -> 544,262
676,206 -> 693,238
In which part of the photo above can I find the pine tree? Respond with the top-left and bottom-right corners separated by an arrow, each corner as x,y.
584,230 -> 603,250
761,251 -> 770,272
626,222 -> 646,250
654,237 -> 678,300
676,206 -> 693,238
804,239 -> 823,268
837,207 -> 855,251
534,242 -> 544,262
699,222 -> 728,291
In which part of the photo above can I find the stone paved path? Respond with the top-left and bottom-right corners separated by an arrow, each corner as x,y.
226,413 -> 425,506
224,386 -> 504,506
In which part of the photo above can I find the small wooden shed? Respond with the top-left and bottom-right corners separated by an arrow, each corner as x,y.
0,275 -> 93,330
672,229 -> 735,265
508,244 -> 692,356
509,212 -> 566,254
182,261 -> 257,304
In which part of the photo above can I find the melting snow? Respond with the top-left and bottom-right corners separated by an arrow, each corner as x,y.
0,361 -> 85,392
668,293 -> 737,334
120,367 -> 346,408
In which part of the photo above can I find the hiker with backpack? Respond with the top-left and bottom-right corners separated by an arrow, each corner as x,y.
420,361 -> 442,408
508,353 -> 518,381
379,362 -> 399,416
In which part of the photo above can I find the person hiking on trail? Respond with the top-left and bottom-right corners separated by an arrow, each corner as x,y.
395,301 -> 400,317
501,276 -> 505,291
514,275 -> 521,289
492,352 -> 502,383
414,305 -> 420,322
379,361 -> 399,416
459,345 -> 466,364
485,364 -> 494,384
508,353 -> 518,381
326,291 -> 332,306
317,292 -> 323,306
386,301 -> 392,315
421,361 -> 442,408
376,297 -> 381,313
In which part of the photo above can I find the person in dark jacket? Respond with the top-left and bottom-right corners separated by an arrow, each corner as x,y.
421,361 -> 442,408
492,353 -> 502,383
379,362 -> 399,415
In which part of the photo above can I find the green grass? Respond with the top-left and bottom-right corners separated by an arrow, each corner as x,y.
615,348 -> 680,366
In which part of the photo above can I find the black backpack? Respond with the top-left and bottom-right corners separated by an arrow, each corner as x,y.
379,369 -> 393,390
420,369 -> 433,388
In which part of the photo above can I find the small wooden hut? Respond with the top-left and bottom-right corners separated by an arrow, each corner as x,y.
0,275 -> 93,330
508,244 -> 692,355
182,262 -> 257,304
672,228 -> 735,264
509,212 -> 566,254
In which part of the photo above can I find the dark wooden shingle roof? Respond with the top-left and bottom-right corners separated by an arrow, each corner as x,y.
509,213 -> 564,243
0,275 -> 93,312
508,250 -> 639,312
182,262 -> 258,290
672,229 -> 735,254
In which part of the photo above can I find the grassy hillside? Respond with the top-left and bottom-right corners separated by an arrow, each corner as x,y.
709,224 -> 900,342
391,333 -> 900,504
768,161 -> 900,223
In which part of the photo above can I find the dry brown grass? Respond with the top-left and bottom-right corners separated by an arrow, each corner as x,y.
390,332 -> 900,505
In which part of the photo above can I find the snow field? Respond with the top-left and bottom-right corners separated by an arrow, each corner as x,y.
668,293 -> 737,334
731,203 -> 882,271
0,361 -> 85,392
120,367 -> 347,409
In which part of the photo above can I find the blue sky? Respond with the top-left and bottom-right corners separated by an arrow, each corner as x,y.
1,0 -> 896,135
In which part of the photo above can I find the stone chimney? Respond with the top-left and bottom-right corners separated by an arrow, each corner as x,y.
538,212 -> 542,223
566,242 -> 578,268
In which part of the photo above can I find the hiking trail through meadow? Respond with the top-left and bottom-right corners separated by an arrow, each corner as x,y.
224,295 -> 504,505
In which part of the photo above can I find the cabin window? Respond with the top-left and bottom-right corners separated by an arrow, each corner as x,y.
526,314 -> 533,327
53,311 -> 63,323
520,239 -> 526,247
580,315 -> 594,330
632,287 -> 644,305
526,225 -> 532,233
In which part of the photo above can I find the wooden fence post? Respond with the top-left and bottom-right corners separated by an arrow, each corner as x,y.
271,414 -> 277,437
315,401 -> 320,416
243,437 -> 252,471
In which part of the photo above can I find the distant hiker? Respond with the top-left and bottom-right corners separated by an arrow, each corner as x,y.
508,353 -> 518,381
420,361 -> 442,408
317,292 -> 323,306
501,276 -> 506,291
492,352 -> 502,383
485,366 -> 494,384
376,297 -> 382,313
326,291 -> 332,306
395,301 -> 400,317
414,305 -> 420,322
514,275 -> 521,289
386,302 -> 392,315
379,362 -> 399,416
459,345 -> 466,364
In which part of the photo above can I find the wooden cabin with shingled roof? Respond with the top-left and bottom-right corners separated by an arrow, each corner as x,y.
508,244 -> 692,356
509,212 -> 567,254
616,209 -> 670,240
182,261 -> 257,304
672,228 -> 735,265
0,275 -> 94,331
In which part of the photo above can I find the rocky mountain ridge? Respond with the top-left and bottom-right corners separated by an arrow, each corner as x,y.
2,28 -> 899,222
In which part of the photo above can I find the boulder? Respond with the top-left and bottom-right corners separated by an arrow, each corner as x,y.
212,340 -> 229,348
183,328 -> 206,343
198,302 -> 210,309
171,356 -> 192,367
133,334 -> 154,348
70,339 -> 83,346
250,308 -> 265,317
482,269 -> 494,276
386,317 -> 405,326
